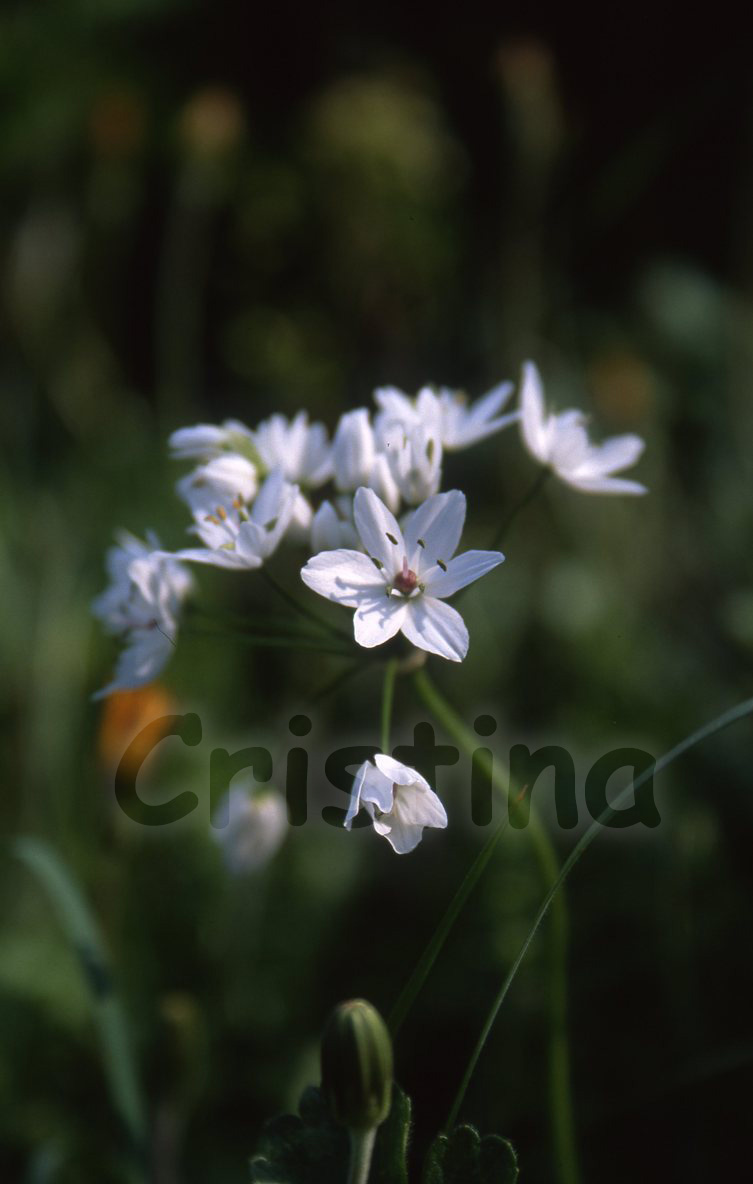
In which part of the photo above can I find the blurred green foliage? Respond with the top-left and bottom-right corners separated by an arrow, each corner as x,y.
2,3 -> 753,1182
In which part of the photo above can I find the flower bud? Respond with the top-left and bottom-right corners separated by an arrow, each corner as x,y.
320,999 -> 393,1131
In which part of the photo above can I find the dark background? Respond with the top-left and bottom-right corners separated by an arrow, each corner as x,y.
2,3 -> 753,1182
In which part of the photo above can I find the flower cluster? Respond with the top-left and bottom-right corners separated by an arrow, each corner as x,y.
92,363 -> 647,696
92,363 -> 647,852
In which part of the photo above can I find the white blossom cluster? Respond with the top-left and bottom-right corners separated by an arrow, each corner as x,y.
92,362 -> 647,698
92,363 -> 647,855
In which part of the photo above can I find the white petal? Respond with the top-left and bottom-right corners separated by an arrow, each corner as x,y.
373,386 -> 417,425
93,627 -> 173,699
310,500 -> 357,552
356,762 -> 396,815
377,784 -> 448,853
569,433 -> 645,480
251,468 -> 286,526
440,382 -> 518,449
422,549 -> 505,598
403,490 -> 466,570
519,361 -> 549,462
333,408 -> 375,491
470,381 -> 514,420
369,452 -> 402,513
353,596 -> 407,648
393,783 -> 448,830
345,761 -> 382,829
373,753 -> 430,790
235,522 -> 271,564
400,596 -> 469,661
172,546 -> 252,570
562,473 -> 648,495
376,821 -> 425,854
301,550 -> 385,606
168,423 -> 228,459
353,486 -> 405,573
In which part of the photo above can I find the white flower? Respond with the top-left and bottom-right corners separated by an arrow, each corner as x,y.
379,419 -> 443,505
173,469 -> 299,570
168,419 -> 257,462
91,532 -> 192,699
253,411 -> 332,488
331,408 -> 400,511
519,361 -> 648,495
310,497 -> 359,552
374,381 -> 517,450
176,453 -> 259,515
254,411 -> 334,541
300,487 -> 505,661
345,754 -> 447,854
212,787 -> 288,873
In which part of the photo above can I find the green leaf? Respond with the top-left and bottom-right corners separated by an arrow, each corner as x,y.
11,838 -> 147,1173
249,1085 -> 412,1184
249,1086 -> 349,1183
422,1125 -> 518,1184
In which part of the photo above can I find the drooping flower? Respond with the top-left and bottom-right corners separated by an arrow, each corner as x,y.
91,532 -> 193,699
300,487 -> 504,661
374,381 -> 517,450
172,468 -> 299,570
345,753 -> 447,853
519,361 -> 648,495
211,786 -> 288,873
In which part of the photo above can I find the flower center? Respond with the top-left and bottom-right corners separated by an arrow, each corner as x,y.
393,557 -> 419,596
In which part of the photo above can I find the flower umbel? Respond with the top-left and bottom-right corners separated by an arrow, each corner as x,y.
301,487 -> 504,661
345,753 -> 448,853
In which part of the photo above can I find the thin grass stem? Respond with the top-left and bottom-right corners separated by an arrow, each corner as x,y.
413,668 -> 579,1184
446,693 -> 753,1147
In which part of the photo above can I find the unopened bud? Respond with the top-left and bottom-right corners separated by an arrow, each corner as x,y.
320,999 -> 393,1131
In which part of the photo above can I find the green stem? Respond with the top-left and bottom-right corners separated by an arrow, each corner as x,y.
388,816 -> 509,1037
490,466 -> 550,550
347,1128 -> 377,1184
262,568 -> 351,640
381,659 -> 398,753
183,623 -> 352,657
448,693 -> 753,1141
413,669 -> 579,1184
